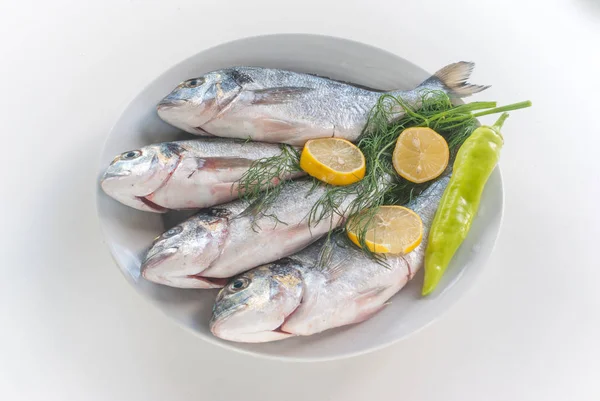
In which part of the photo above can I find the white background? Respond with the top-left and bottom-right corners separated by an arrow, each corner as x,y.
2,0 -> 599,400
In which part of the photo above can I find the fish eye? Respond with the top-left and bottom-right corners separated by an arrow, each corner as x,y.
163,226 -> 183,238
121,150 -> 141,160
230,277 -> 250,291
183,77 -> 205,88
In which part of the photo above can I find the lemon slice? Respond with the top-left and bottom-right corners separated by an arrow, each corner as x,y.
300,138 -> 366,186
393,127 -> 449,183
347,206 -> 423,254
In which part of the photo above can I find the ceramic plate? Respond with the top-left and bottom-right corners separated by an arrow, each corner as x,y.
96,34 -> 503,361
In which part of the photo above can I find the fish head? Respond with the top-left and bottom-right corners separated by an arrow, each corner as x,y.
141,210 -> 231,288
157,71 -> 242,134
100,143 -> 183,212
210,259 -> 304,342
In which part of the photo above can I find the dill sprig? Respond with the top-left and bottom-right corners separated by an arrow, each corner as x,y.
236,144 -> 301,216
232,90 -> 531,261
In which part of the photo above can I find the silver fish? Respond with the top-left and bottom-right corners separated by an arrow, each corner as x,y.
141,179 -> 353,289
157,62 -> 487,145
100,139 -> 299,212
209,176 -> 450,343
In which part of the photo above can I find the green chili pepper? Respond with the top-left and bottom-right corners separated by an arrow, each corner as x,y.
422,112 -> 509,296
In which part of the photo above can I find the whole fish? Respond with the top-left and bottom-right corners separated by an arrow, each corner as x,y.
157,62 -> 487,145
209,176 -> 450,342
141,179 -> 354,288
101,139 -> 300,212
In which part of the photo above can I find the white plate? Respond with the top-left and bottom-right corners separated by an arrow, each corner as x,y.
96,34 -> 503,361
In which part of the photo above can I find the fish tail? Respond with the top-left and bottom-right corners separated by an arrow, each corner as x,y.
419,62 -> 490,97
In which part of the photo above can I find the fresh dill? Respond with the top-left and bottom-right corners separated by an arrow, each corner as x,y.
233,90 -> 531,261
236,144 -> 301,225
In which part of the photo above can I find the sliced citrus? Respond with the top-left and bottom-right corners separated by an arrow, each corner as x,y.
347,206 -> 423,254
300,138 -> 366,186
392,127 -> 449,184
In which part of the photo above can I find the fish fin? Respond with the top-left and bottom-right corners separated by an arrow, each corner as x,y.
322,256 -> 351,284
229,69 -> 254,85
256,118 -> 310,143
351,302 -> 388,324
239,198 -> 263,219
421,62 -> 490,97
355,286 -> 388,302
250,87 -> 313,105
261,118 -> 299,132
199,157 -> 255,171
192,127 -> 215,136
161,142 -> 185,157
350,287 -> 390,325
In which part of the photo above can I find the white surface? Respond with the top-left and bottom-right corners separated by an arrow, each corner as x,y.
97,34 -> 505,360
1,0 -> 599,399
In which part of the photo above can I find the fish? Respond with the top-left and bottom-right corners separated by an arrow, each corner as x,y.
141,179 -> 354,289
100,138 -> 300,212
157,62 -> 488,146
209,175 -> 450,342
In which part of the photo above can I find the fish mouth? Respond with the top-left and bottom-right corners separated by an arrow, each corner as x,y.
130,152 -> 182,213
141,248 -> 227,289
157,98 -> 187,111
192,127 -> 215,136
101,170 -> 131,184
195,276 -> 229,287
210,304 -> 298,342
209,303 -> 249,335
151,274 -> 227,289
141,247 -> 179,271
101,175 -> 170,213
136,196 -> 169,213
